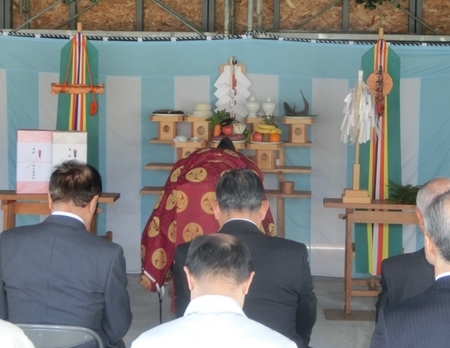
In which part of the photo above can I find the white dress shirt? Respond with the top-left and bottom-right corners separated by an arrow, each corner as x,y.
132,295 -> 296,348
0,320 -> 35,348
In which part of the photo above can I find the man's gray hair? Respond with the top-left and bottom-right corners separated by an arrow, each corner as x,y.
417,178 -> 450,214
185,234 -> 253,286
424,190 -> 450,262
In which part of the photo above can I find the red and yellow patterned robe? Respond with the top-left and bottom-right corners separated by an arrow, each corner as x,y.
140,147 -> 275,291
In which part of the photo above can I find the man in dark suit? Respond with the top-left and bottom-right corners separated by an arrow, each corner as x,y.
173,169 -> 316,348
371,190 -> 450,348
0,161 -> 132,348
375,178 -> 450,320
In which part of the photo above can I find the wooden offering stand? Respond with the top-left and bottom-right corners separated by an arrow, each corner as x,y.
172,139 -> 206,159
184,116 -> 211,141
282,116 -> 315,144
150,115 -> 184,141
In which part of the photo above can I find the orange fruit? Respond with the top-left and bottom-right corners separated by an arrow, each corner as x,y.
269,133 -> 281,142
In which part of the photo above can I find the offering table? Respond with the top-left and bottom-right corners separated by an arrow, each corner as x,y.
0,190 -> 120,238
323,198 -> 418,318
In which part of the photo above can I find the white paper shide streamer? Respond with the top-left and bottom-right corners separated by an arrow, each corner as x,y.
340,70 -> 376,144
214,56 -> 251,121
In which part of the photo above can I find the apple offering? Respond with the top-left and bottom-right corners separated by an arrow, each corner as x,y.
212,118 -> 248,142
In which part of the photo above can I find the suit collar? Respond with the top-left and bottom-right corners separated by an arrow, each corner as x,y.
433,275 -> 450,289
220,219 -> 262,236
44,214 -> 86,230
52,211 -> 84,224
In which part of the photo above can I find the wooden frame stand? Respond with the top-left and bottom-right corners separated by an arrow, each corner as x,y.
282,117 -> 315,144
342,189 -> 371,204
184,116 -> 210,141
246,142 -> 282,169
0,190 -> 119,240
323,198 -> 418,318
342,163 -> 370,203
172,140 -> 206,160
151,115 -> 184,141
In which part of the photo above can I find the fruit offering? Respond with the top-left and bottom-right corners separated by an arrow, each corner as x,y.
252,115 -> 282,142
207,110 -> 250,142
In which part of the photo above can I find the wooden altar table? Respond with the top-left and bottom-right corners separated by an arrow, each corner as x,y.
0,190 -> 120,238
323,198 -> 418,318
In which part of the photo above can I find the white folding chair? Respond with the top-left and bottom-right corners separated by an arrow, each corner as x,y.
16,324 -> 104,348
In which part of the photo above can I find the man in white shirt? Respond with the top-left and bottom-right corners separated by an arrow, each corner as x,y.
0,320 -> 34,348
132,234 -> 297,348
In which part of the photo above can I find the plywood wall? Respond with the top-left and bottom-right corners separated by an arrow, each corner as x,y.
11,0 -> 450,35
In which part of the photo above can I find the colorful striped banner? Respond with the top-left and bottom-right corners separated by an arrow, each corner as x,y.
56,32 -> 99,169
69,33 -> 87,131
355,37 -> 403,275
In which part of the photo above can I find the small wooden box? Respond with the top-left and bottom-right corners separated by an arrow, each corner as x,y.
291,124 -> 307,143
172,140 -> 206,160
151,115 -> 184,141
282,116 -> 315,144
184,116 -> 211,141
254,149 -> 276,168
246,142 -> 282,169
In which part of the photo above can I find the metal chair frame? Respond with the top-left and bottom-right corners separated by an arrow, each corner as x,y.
16,323 -> 104,348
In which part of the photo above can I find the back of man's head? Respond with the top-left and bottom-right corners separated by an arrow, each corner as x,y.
215,169 -> 264,213
49,160 -> 102,207
424,190 -> 450,263
417,178 -> 450,214
185,234 -> 253,287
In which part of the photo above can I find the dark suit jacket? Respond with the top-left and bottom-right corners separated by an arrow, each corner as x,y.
371,276 -> 450,348
173,219 -> 316,348
0,215 -> 132,348
375,248 -> 434,321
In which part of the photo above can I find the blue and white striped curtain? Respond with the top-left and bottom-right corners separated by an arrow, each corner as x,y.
1,34 -> 450,275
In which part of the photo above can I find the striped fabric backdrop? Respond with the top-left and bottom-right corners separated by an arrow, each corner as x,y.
1,34 -> 450,276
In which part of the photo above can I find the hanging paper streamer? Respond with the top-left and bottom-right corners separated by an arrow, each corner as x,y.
340,70 -> 377,145
355,29 -> 403,276
53,24 -> 103,169
214,56 -> 251,121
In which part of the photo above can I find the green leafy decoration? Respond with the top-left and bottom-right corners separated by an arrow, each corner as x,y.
261,115 -> 278,126
388,180 -> 421,205
206,110 -> 231,130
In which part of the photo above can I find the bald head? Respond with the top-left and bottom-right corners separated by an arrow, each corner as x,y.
417,178 -> 450,214
416,178 -> 450,234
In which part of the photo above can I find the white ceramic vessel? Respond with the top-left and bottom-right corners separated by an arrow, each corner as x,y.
262,97 -> 276,116
245,96 -> 260,118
